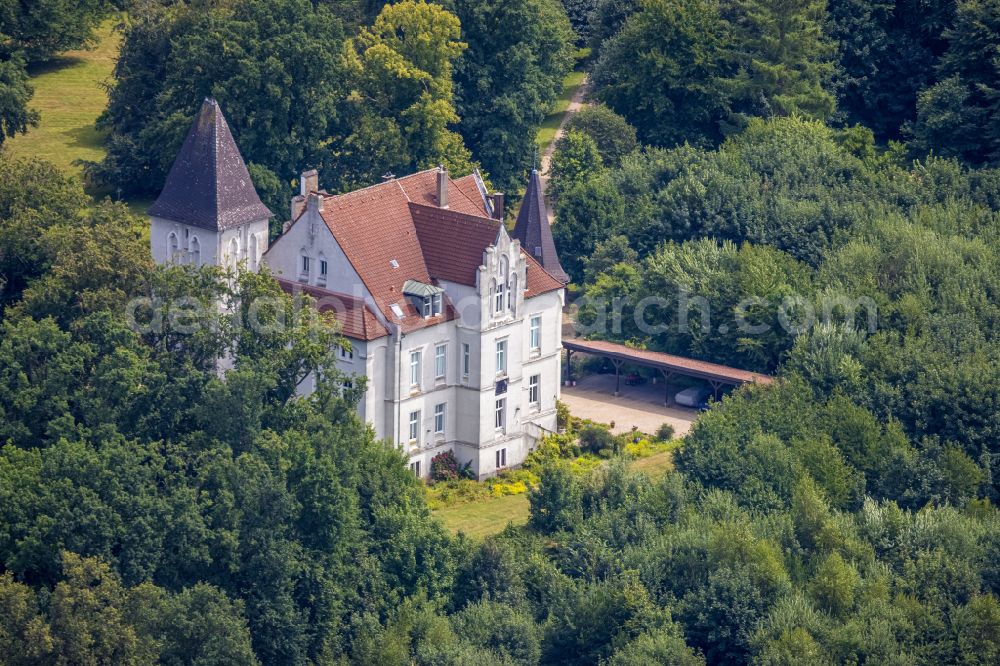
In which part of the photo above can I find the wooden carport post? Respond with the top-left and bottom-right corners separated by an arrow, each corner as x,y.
612,358 -> 624,396
661,369 -> 676,406
709,379 -> 724,400
565,348 -> 573,384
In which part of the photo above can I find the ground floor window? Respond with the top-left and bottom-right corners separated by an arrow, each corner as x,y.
495,448 -> 506,469
410,461 -> 421,476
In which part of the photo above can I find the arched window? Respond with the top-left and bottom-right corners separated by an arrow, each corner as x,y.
249,233 -> 259,271
496,256 -> 508,313
167,232 -> 179,263
190,236 -> 200,266
228,237 -> 239,269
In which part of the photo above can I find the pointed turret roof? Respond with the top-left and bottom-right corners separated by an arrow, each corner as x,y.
512,169 -> 569,284
148,98 -> 272,231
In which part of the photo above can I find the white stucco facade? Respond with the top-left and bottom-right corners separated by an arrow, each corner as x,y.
151,215 -> 268,271
149,108 -> 565,479
260,199 -> 563,479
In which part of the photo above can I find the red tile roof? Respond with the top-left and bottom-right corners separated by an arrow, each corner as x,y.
410,202 -> 564,298
316,177 -> 431,325
524,254 -> 565,298
452,173 -> 492,216
398,170 -> 490,217
282,168 -> 562,334
410,203 -> 499,285
276,278 -> 389,341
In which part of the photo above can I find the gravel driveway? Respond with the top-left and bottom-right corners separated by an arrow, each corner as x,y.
560,374 -> 699,437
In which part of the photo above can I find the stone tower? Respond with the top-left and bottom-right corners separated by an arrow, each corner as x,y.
511,169 -> 569,284
148,98 -> 272,271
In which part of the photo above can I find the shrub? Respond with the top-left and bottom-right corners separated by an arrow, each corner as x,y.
490,481 -> 529,497
656,423 -> 676,441
557,400 -> 572,432
431,450 -> 460,482
529,464 -> 583,533
579,424 -> 616,454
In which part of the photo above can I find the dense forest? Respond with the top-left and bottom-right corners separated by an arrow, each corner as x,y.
2,1 -> 1000,664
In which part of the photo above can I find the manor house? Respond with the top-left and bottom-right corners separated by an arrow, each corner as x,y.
149,99 -> 568,478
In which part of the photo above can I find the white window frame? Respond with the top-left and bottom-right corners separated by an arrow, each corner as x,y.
435,344 -> 447,379
409,350 -> 422,388
408,410 -> 420,443
496,448 -> 506,468
495,280 -> 506,313
495,339 -> 507,376
410,460 -> 421,476
529,374 -> 540,406
495,398 -> 506,432
434,403 -> 445,434
462,343 -> 470,378
529,315 -> 541,351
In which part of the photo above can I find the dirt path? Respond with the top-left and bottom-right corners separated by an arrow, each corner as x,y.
540,75 -> 590,176
541,76 -> 590,224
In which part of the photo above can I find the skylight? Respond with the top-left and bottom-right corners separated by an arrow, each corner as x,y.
389,259 -> 399,268
390,303 -> 404,318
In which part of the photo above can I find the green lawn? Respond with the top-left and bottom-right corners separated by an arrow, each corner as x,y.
7,19 -> 121,176
629,450 -> 675,478
432,493 -> 530,539
536,69 -> 587,154
432,447 -> 677,539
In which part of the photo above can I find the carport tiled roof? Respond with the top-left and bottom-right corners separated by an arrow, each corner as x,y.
148,98 -> 272,231
563,338 -> 774,386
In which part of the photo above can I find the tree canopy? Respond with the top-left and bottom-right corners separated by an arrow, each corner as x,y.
453,0 -> 575,192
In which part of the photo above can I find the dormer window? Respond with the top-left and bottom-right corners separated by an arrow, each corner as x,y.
403,280 -> 444,319
421,293 -> 442,317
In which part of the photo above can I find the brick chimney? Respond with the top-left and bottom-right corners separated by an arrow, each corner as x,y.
300,169 -> 318,196
491,192 -> 505,220
291,169 -> 319,221
307,191 -> 324,213
436,165 -> 449,209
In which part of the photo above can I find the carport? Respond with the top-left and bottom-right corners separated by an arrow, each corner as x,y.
563,339 -> 774,405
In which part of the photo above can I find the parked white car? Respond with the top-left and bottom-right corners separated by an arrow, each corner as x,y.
674,386 -> 713,410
